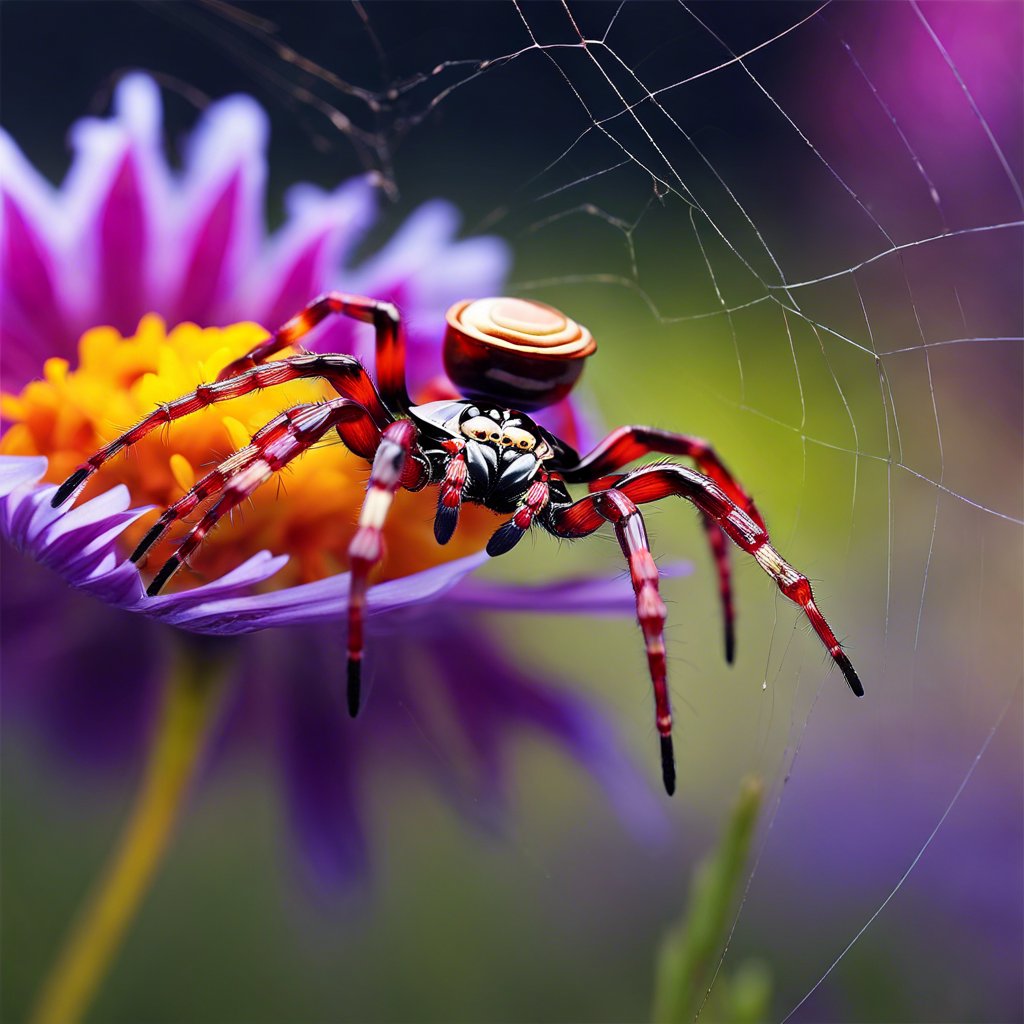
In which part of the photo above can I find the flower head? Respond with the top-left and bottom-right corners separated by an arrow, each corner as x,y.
1,74 -> 673,886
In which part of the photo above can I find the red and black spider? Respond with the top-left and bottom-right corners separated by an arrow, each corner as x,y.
52,294 -> 862,794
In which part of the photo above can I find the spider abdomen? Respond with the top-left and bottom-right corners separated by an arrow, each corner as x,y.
444,297 -> 596,410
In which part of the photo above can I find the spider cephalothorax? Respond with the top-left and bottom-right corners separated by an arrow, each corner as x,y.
52,292 -> 862,794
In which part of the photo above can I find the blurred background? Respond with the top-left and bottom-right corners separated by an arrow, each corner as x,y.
2,2 -> 1021,1022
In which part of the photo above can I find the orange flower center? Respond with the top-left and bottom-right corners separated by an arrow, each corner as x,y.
1,315 -> 496,589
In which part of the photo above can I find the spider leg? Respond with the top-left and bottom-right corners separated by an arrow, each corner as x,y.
215,292 -> 412,413
544,488 -> 675,795
133,398 -> 381,566
486,472 -> 551,556
434,439 -> 467,545
346,419 -> 424,718
562,426 -> 761,664
560,464 -> 863,697
51,353 -> 393,508
146,399 -> 379,594
702,516 -> 736,664
561,425 -> 765,527
586,471 -> 735,664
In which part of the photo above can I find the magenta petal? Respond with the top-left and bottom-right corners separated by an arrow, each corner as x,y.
173,170 -> 242,323
96,153 -> 148,335
245,178 -> 378,329
259,230 -> 334,331
1,193 -> 62,339
174,93 -> 267,323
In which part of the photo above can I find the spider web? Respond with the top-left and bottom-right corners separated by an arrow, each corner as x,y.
171,1 -> 1022,1019
16,1 -> 1022,1020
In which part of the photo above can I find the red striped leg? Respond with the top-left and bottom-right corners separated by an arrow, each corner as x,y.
550,488 -> 675,794
486,473 -> 551,556
146,399 -> 377,595
703,515 -> 736,664
559,464 -> 862,697
133,399 -> 381,566
434,439 -> 467,544
216,292 -> 411,413
51,353 -> 392,508
346,419 -> 422,718
562,425 -> 765,530
589,473 -> 736,664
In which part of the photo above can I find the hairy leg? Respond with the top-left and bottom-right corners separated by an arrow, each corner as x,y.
216,292 -> 411,413
346,419 -> 425,717
51,353 -> 391,508
144,399 -> 379,594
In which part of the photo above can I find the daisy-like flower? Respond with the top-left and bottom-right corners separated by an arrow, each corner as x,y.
0,72 -> 670,900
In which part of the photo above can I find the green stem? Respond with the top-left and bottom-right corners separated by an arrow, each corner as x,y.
653,776 -> 765,1024
29,640 -> 229,1024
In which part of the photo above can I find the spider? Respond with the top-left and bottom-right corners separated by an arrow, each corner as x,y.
52,293 -> 862,794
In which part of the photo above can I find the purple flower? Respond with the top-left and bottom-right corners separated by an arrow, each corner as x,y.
1,75 -> 501,390
0,75 -> 674,886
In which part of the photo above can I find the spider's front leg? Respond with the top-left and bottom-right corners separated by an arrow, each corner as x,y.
216,292 -> 412,414
346,419 -> 426,717
543,489 -> 676,794
143,398 -> 382,593
51,354 -> 393,508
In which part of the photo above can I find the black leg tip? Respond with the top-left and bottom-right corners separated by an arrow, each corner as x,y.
486,522 -> 524,557
724,627 -> 736,665
835,651 -> 864,697
51,467 -> 91,508
130,521 -> 167,564
346,658 -> 362,718
433,506 -> 458,545
660,735 -> 676,796
146,558 -> 178,597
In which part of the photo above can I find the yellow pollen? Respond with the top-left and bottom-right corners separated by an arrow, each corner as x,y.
1,314 -> 495,589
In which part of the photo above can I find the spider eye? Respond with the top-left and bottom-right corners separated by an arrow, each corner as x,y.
502,427 -> 536,452
461,415 -> 503,443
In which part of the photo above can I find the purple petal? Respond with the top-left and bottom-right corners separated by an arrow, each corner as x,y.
0,455 -> 47,494
165,551 -> 490,634
1,545 -> 162,773
449,561 -> 692,615
145,551 -> 290,619
273,637 -> 368,888
423,627 -> 666,839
